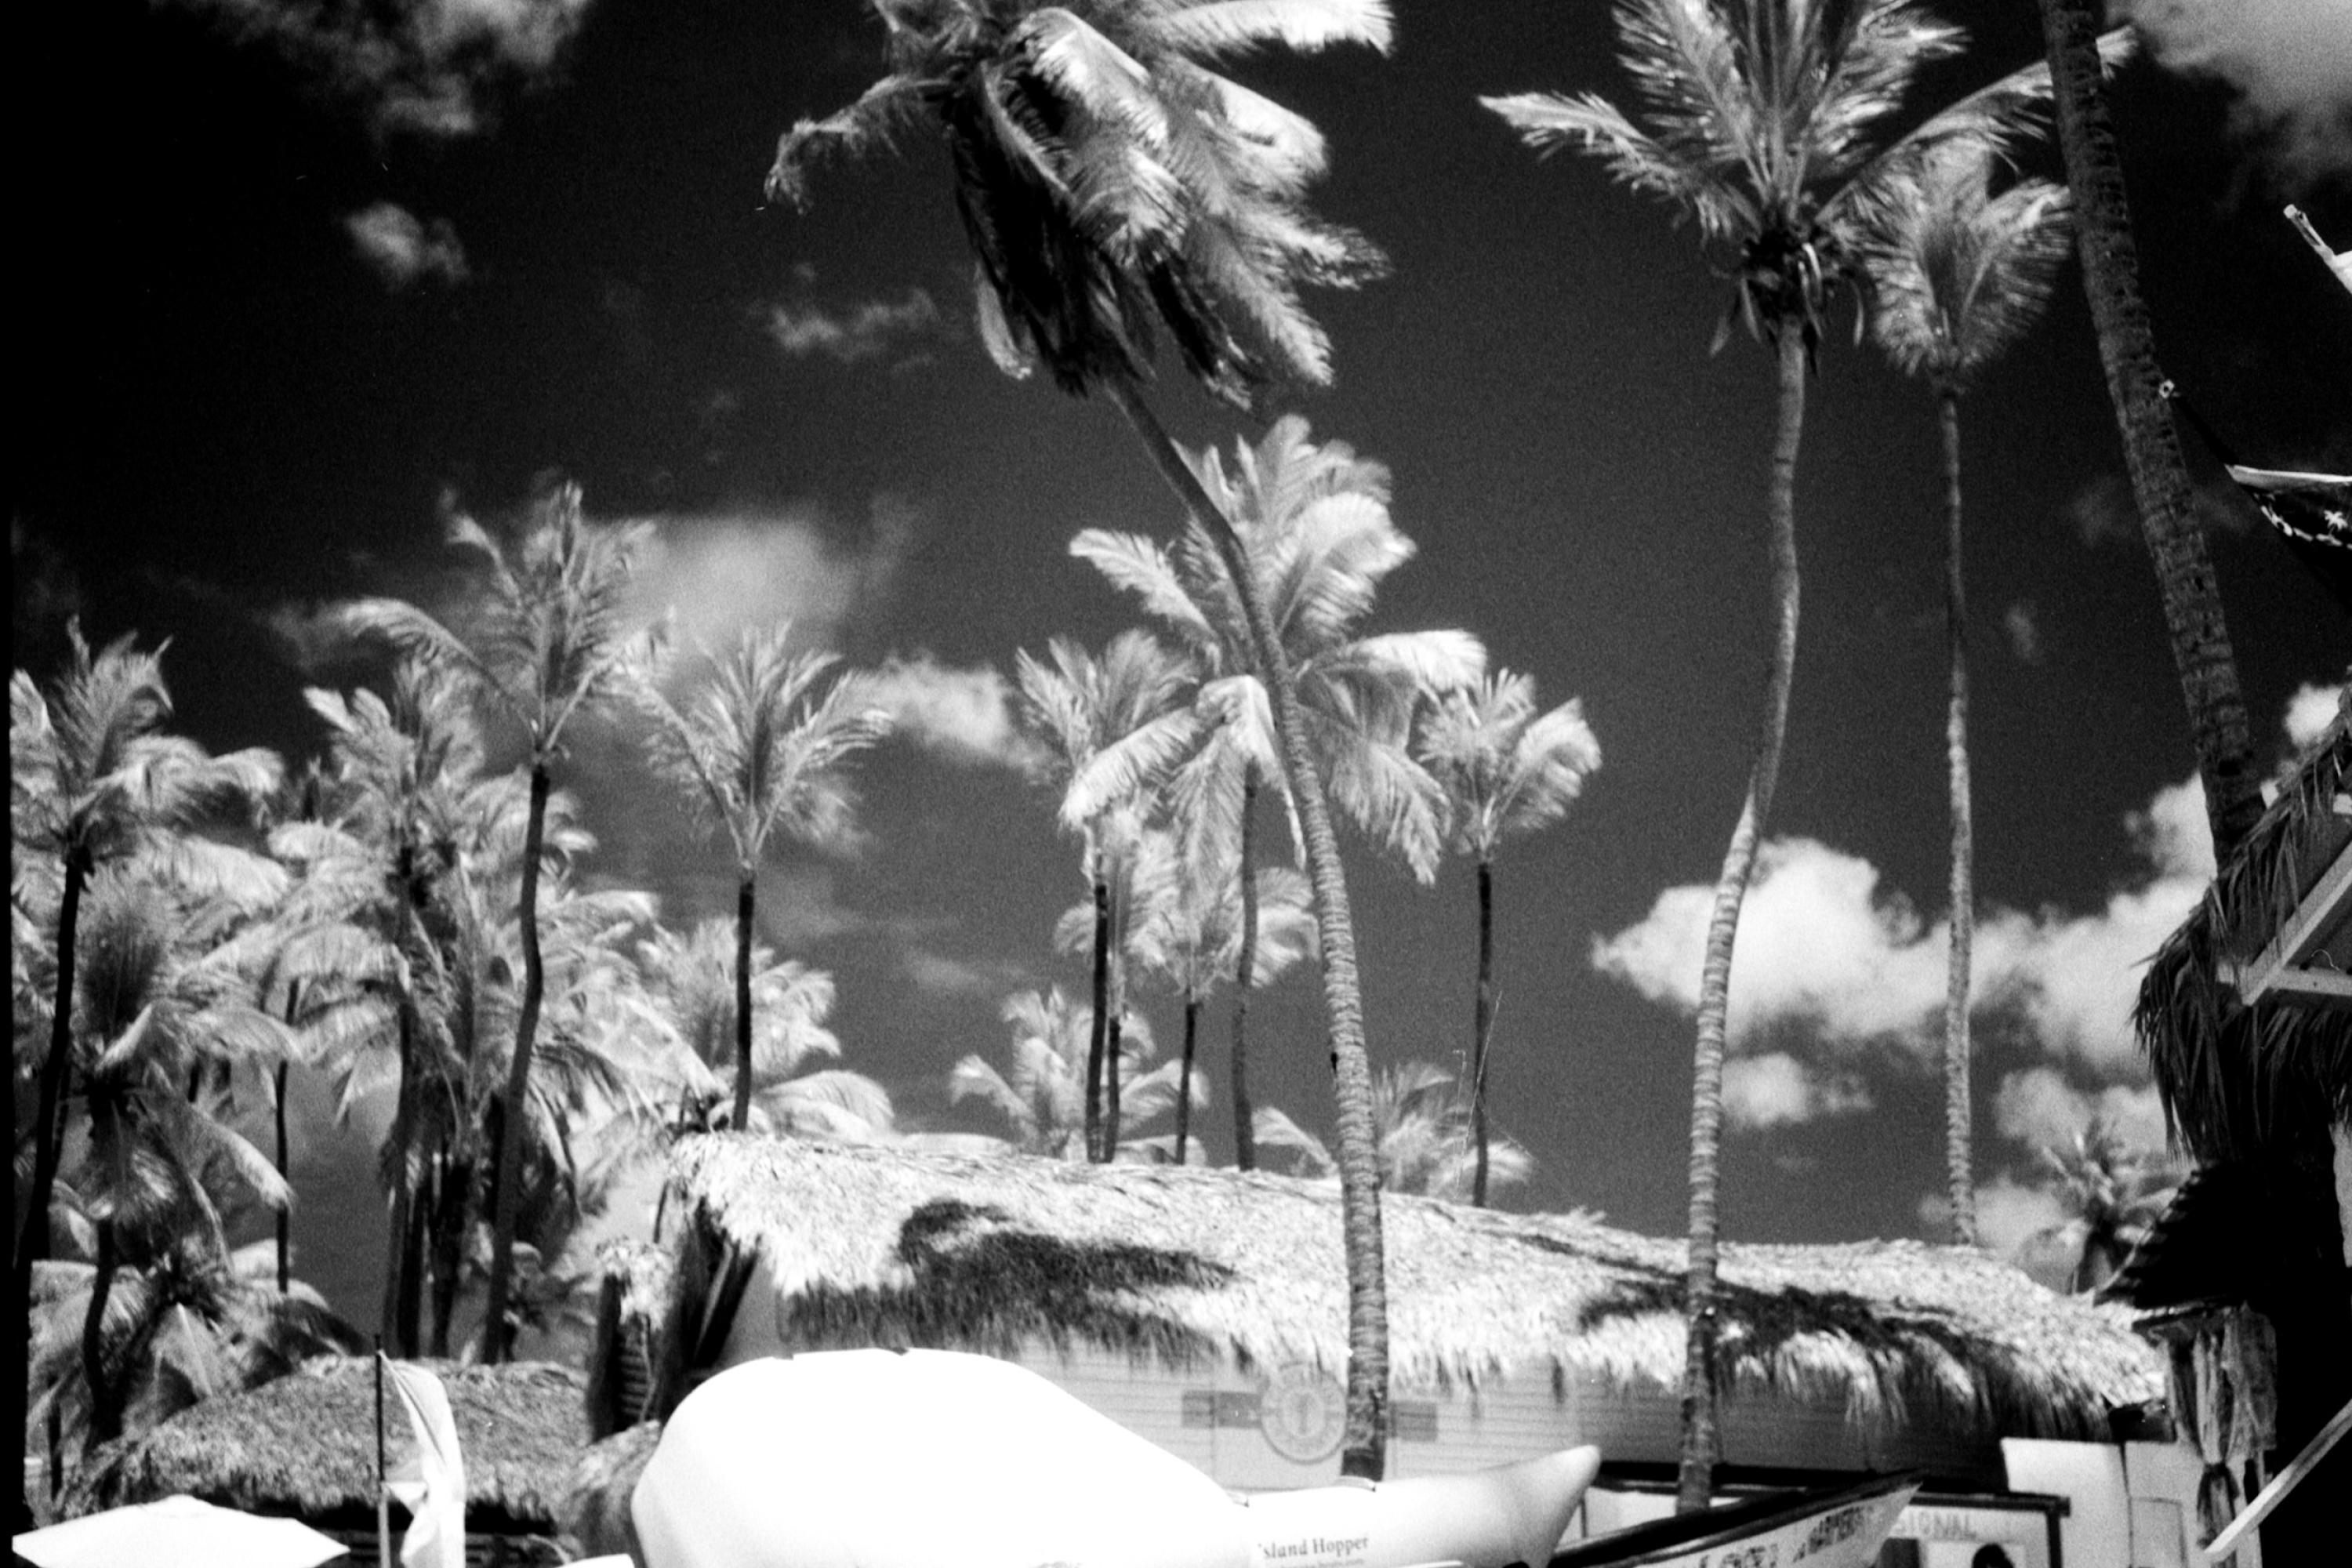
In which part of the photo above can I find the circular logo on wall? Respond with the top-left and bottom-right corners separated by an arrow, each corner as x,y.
1258,1361 -> 1346,1463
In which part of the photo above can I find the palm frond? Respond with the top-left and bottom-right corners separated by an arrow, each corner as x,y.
1150,0 -> 1394,60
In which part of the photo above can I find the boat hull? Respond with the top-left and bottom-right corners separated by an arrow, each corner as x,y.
633,1349 -> 1597,1568
1548,1474 -> 1919,1568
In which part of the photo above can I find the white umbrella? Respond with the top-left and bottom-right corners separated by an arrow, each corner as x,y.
13,1494 -> 350,1568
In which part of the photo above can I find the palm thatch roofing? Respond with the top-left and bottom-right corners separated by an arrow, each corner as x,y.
2135,691 -> 2351,1163
63,1356 -> 588,1530
664,1134 -> 2161,1445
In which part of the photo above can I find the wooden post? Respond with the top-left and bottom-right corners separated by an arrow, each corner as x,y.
2202,1395 -> 2352,1563
375,1339 -> 390,1568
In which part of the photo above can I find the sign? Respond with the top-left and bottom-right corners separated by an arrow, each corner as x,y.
1260,1363 -> 1348,1463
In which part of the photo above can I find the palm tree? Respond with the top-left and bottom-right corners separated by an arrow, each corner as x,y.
771,0 -> 1408,1475
343,483 -> 652,1363
1254,1060 -> 1535,1200
1124,822 -> 1316,1166
55,869 -> 297,1446
2031,1118 -> 2178,1294
637,917 -> 895,1139
10,626 -> 280,1512
2033,0 -> 2260,858
1860,144 -> 2072,1247
1015,632 -> 1196,1159
638,623 -> 891,1131
1417,671 -> 1600,1207
1483,2 -> 2079,1506
949,986 -> 1194,1160
1070,417 -> 1482,1172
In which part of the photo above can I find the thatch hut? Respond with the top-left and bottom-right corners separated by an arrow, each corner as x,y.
2116,689 -> 2351,1563
615,1134 -> 2161,1495
63,1356 -> 588,1567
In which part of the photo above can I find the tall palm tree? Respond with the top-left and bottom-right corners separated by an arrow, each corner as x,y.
1483,2 -> 2079,1506
637,916 -> 895,1139
1254,1060 -> 1536,1200
1860,144 -> 2072,1247
1014,632 -> 1195,1160
1124,822 -> 1316,1166
57,869 -> 296,1446
10,626 -> 280,1512
1417,671 -> 1600,1207
638,623 -> 891,1131
949,986 -> 1193,1160
343,483 -> 652,1363
1071,417 -> 1482,1173
771,0 -> 1409,1475
2034,0 -> 2260,858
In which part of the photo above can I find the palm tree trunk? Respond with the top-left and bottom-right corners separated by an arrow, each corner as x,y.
1472,856 -> 1496,1208
13,848 -> 85,1525
1231,771 -> 1261,1172
427,1146 -> 466,1358
275,1062 -> 292,1294
1084,863 -> 1112,1162
731,872 -> 757,1131
1175,989 -> 1200,1165
481,761 -> 552,1363
2035,0 -> 2260,858
1104,948 -> 1126,1163
1112,379 -> 1392,1480
81,1218 -> 121,1448
1675,324 -> 1807,1513
380,995 -> 414,1349
1940,390 -> 1977,1248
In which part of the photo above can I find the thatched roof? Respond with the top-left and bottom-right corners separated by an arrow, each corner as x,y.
2136,693 -> 2351,1163
64,1356 -> 588,1528
668,1135 -> 2161,1444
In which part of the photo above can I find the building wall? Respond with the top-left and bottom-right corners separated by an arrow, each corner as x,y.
713,1255 -> 1996,1490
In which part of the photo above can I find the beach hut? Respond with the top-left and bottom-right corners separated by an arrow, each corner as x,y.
607,1134 -> 2160,1509
2114,691 -> 2352,1563
60,1356 -> 589,1567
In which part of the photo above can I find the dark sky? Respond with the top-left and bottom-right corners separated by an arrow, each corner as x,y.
15,0 -> 2349,1324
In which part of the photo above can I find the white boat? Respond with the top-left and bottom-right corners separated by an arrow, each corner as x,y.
1547,1473 -> 1920,1568
633,1348 -> 1598,1568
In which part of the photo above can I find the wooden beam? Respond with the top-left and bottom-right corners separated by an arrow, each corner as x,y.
2202,1394 -> 2352,1562
2229,840 -> 2352,1006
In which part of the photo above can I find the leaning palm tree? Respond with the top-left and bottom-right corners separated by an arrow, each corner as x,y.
1417,671 -> 1600,1207
1071,418 -> 1482,1173
1015,632 -> 1195,1160
2030,1117 -> 2179,1294
1860,144 -> 2071,1247
342,483 -> 652,1363
1254,1059 -> 1535,1200
2034,0 -> 2259,858
637,623 -> 892,1131
771,0 -> 1408,1475
10,626 -> 281,1504
1483,1 -> 2082,1506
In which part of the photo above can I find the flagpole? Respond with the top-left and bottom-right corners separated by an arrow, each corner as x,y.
376,1337 -> 390,1568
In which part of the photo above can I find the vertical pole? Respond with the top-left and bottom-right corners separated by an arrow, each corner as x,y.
376,1338 -> 390,1568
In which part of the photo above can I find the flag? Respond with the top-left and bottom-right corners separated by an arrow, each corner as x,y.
2223,463 -> 2352,611
381,1356 -> 466,1568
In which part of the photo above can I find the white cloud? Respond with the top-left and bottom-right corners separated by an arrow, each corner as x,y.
167,0 -> 595,138
866,654 -> 1044,773
2002,600 -> 2043,665
2124,0 -> 2352,193
630,497 -> 916,655
1722,1052 -> 1871,1131
1593,778 -> 2215,1076
1973,1176 -> 2074,1276
346,202 -> 469,289
764,289 -> 946,366
1991,1065 -> 2171,1154
1590,837 -> 1950,1053
901,948 -> 1033,1000
2285,681 -> 2345,750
